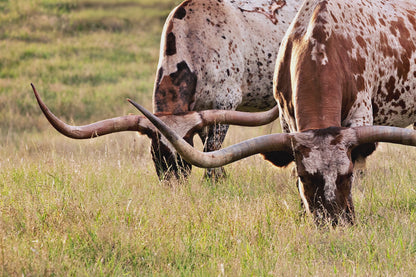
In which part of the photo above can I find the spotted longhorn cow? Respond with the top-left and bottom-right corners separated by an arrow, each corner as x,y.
32,0 -> 302,180
129,0 -> 416,224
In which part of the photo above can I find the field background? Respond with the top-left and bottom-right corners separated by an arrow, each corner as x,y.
1,0 -> 416,275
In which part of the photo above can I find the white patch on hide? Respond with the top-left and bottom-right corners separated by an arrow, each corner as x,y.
310,38 -> 328,66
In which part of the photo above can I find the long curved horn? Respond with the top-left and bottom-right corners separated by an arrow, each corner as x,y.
127,99 -> 292,168
32,84 -> 146,139
354,125 -> 416,146
197,105 -> 279,127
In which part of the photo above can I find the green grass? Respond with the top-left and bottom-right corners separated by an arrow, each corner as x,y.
0,0 -> 180,134
1,0 -> 416,275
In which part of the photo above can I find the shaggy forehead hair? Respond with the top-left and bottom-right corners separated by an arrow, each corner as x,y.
293,128 -> 358,200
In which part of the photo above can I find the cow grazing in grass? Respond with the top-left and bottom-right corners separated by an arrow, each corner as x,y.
129,0 -> 416,224
33,0 -> 303,180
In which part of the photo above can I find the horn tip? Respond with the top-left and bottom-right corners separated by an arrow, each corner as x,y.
31,83 -> 39,96
127,98 -> 144,111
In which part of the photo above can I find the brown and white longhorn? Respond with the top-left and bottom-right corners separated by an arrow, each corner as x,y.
32,0 -> 303,179
130,0 -> 416,224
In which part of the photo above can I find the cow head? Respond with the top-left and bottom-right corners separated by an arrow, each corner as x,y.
150,61 -> 198,179
264,127 -> 358,224
130,100 -> 416,224
144,112 -> 198,180
149,134 -> 193,179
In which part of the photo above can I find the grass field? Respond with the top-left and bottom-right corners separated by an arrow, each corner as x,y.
1,0 -> 416,275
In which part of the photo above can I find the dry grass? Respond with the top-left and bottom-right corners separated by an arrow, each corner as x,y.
1,0 -> 416,275
2,128 -> 416,276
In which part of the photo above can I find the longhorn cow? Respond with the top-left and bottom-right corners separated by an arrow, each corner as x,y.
128,0 -> 416,224
32,0 -> 303,180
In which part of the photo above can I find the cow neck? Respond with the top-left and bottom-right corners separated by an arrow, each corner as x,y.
294,87 -> 342,132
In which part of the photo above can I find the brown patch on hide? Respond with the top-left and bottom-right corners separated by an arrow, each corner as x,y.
391,17 -> 415,80
165,32 -> 177,56
174,6 -> 186,19
154,61 -> 197,113
239,0 -> 286,25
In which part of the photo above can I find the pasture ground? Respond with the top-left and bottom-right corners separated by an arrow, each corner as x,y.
1,0 -> 416,275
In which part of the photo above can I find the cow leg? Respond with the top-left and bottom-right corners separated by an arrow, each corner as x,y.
198,123 -> 229,180
280,116 -> 291,134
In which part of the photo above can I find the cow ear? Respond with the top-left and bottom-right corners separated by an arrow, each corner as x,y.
351,142 -> 377,164
261,151 -> 294,167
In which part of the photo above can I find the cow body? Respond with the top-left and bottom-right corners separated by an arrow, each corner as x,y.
152,0 -> 302,178
275,0 -> 416,132
31,0 -> 303,181
269,0 -> 416,223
